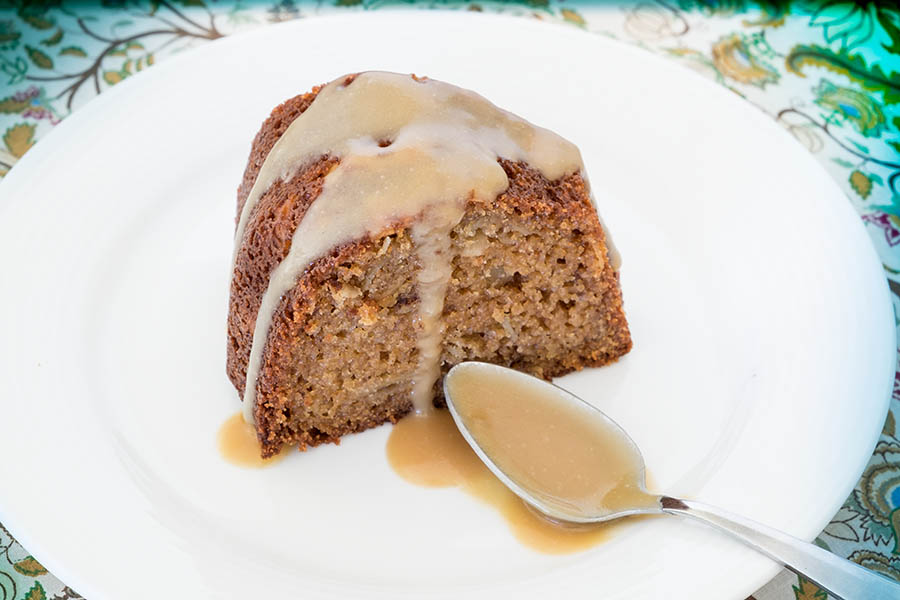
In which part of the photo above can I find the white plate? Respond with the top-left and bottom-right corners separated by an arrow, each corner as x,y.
0,11 -> 894,600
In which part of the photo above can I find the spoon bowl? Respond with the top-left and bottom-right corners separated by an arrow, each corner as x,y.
444,361 -> 661,524
443,362 -> 900,600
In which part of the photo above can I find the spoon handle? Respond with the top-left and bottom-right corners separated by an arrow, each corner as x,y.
659,496 -> 899,600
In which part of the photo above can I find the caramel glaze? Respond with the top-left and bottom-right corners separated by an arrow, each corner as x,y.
386,410 -> 638,555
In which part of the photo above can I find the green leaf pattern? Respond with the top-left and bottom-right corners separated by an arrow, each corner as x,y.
24,45 -> 52,69
59,46 -> 87,58
850,169 -> 873,199
13,556 -> 47,577
0,19 -> 21,50
23,581 -> 46,600
786,44 -> 900,105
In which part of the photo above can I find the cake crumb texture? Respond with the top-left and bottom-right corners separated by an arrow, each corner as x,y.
227,84 -> 631,457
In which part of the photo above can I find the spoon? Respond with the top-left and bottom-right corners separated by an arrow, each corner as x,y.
443,362 -> 900,600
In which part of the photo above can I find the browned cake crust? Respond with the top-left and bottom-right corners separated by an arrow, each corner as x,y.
228,84 -> 632,457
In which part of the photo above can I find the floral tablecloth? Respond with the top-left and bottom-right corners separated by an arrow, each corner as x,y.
0,1 -> 898,598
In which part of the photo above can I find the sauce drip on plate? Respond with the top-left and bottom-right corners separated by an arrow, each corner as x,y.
218,413 -> 285,468
387,410 -> 634,554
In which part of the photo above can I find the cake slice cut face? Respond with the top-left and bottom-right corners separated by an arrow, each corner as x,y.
227,72 -> 631,457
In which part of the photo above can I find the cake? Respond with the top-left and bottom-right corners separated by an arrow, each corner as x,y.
227,72 -> 631,457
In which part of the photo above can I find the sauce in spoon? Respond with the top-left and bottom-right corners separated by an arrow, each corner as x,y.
445,362 -> 660,521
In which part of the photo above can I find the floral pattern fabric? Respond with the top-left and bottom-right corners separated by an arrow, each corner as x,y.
0,1 -> 899,599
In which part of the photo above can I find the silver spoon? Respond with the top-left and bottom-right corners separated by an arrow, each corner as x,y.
444,362 -> 900,600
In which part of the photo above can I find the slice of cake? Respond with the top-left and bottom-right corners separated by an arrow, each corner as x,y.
227,72 -> 631,457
